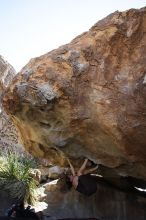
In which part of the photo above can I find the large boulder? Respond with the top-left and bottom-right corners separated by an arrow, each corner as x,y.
2,8 -> 146,180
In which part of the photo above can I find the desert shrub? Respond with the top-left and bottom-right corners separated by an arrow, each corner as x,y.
0,151 -> 38,205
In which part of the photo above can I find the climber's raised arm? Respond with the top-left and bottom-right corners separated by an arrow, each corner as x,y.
77,158 -> 88,176
67,158 -> 76,176
83,164 -> 99,175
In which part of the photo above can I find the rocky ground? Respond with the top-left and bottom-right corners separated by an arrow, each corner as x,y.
1,176 -> 146,220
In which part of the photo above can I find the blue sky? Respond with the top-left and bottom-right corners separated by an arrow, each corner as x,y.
0,0 -> 146,71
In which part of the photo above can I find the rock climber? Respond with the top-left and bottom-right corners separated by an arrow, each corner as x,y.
67,158 -> 98,196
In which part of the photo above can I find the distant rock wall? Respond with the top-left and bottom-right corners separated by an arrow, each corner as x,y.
0,55 -> 15,106
3,8 -> 146,181
0,56 -> 22,152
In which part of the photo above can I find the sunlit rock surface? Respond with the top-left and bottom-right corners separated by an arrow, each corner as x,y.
3,8 -> 146,181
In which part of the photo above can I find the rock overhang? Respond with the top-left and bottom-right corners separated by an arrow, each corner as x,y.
2,7 -> 146,181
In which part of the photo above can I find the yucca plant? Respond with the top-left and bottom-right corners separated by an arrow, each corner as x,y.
0,151 -> 38,205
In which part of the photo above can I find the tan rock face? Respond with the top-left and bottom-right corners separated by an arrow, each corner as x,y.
3,8 -> 146,179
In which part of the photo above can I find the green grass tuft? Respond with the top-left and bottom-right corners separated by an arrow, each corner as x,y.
0,151 -> 38,205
